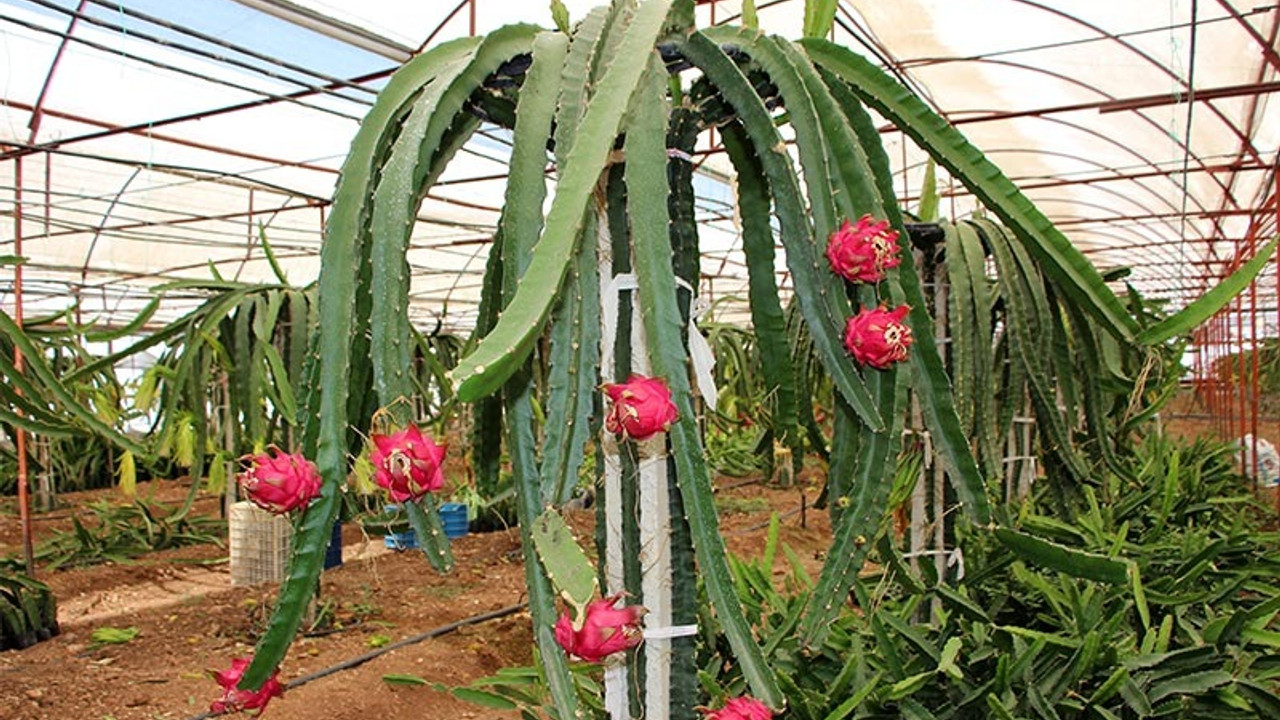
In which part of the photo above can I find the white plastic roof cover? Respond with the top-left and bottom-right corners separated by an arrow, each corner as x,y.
1,0 -> 1277,332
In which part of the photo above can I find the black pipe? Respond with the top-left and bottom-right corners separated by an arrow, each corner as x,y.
184,601 -> 527,720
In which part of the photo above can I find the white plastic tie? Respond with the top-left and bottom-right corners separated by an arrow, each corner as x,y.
678,277 -> 719,410
599,273 -> 639,381
643,624 -> 699,640
604,273 -> 719,411
900,547 -> 966,580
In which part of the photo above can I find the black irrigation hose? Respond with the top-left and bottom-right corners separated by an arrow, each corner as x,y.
717,476 -> 763,492
185,601 -> 527,720
182,490 -> 799,718
730,505 -> 804,536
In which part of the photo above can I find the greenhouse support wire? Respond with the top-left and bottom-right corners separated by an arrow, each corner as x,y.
184,601 -> 527,720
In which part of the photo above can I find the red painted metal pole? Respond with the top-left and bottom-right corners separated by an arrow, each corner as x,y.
12,156 -> 35,575
1235,293 -> 1245,445
10,3 -> 88,574
1214,310 -> 1223,438
1247,233 -> 1260,487
1214,313 -> 1226,437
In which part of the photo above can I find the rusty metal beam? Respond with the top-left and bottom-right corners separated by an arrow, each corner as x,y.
1097,81 -> 1280,113
0,99 -> 342,173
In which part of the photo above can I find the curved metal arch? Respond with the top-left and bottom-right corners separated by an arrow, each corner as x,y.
1003,113 -> 1225,215
1082,234 -> 1217,257
1029,196 -> 1179,244
1029,198 -> 1197,273
1071,232 -> 1199,285
1034,180 -> 1202,246
925,56 -> 1239,208
887,128 -> 1200,224
883,110 -> 1226,233
416,0 -> 472,52
1210,0 -> 1280,74
1037,225 -> 1196,287
940,142 -> 1207,247
829,3 -> 942,111
1204,1 -> 1279,260
76,246 -> 322,293
1007,0 -> 1264,165
974,146 -> 1192,223
79,166 -> 143,292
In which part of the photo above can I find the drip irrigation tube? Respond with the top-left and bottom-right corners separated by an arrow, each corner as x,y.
729,503 -> 805,536
185,601 -> 527,720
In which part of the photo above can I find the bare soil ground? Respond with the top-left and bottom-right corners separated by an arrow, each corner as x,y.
0,476 -> 829,720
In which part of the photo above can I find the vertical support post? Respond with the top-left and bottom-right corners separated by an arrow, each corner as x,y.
908,400 -> 925,575
13,5 -> 83,563
931,272 -> 948,600
1248,251 -> 1260,485
600,266 -> 675,719
12,155 -> 35,575
222,373 -> 238,519
35,436 -> 53,513
598,210 -> 630,720
1215,313 -> 1227,438
36,153 -> 55,514
1234,294 -> 1244,445
633,327 -> 673,720
1274,187 -> 1280,517
246,187 -> 256,281
1024,415 -> 1034,499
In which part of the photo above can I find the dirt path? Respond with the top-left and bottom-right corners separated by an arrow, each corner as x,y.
0,479 -> 824,720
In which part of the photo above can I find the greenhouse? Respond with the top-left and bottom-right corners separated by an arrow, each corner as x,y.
1,0 -> 1278,718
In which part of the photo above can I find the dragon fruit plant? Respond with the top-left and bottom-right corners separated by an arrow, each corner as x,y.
231,1 -> 1151,717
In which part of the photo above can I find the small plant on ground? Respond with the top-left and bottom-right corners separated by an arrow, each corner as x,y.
0,567 -> 58,650
21,499 -> 226,570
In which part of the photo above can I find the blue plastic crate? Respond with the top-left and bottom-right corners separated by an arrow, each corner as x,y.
384,530 -> 419,550
439,502 -> 469,539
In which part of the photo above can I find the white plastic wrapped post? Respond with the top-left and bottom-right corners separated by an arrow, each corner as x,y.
602,273 -> 718,410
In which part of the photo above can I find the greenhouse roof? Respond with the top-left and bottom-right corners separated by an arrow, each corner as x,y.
1,0 -> 1277,332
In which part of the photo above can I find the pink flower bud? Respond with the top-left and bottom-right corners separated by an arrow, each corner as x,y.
603,375 -> 679,441
209,656 -> 284,715
237,448 -> 321,514
370,425 -> 446,502
701,696 -> 774,720
553,593 -> 645,663
826,215 -> 902,284
844,305 -> 913,369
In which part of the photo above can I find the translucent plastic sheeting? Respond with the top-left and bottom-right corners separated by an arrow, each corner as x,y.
1,0 -> 1276,332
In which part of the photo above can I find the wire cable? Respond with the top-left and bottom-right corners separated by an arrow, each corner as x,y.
1176,0 -> 1200,308
82,0 -> 378,97
0,9 -> 363,124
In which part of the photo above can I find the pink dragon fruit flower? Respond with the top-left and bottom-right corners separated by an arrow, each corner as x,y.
237,448 -> 322,514
370,425 -> 446,502
553,593 -> 646,663
826,214 -> 902,284
700,696 -> 774,720
603,375 -> 679,441
844,305 -> 914,370
209,656 -> 284,715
